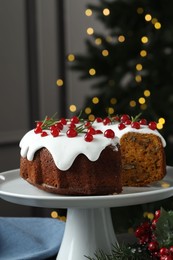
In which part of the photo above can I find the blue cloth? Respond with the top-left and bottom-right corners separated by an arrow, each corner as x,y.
0,218 -> 65,260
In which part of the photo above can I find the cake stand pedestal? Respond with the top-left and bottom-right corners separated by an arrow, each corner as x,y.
1,167 -> 173,260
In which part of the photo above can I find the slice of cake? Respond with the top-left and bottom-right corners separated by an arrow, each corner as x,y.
94,114 -> 166,186
19,116 -> 122,195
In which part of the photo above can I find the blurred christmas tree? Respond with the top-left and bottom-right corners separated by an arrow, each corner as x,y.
69,0 -> 173,166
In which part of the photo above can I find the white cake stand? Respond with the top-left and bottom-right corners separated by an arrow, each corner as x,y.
1,166 -> 173,260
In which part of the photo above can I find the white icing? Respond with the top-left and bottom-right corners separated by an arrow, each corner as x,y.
93,122 -> 166,147
19,121 -> 166,171
19,130 -> 119,171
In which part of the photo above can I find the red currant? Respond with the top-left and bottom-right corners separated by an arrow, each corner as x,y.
51,128 -> 60,137
118,123 -> 126,130
148,241 -> 159,251
139,118 -> 147,125
160,247 -> 170,256
135,227 -> 145,238
131,121 -> 140,129
60,118 -> 67,125
84,133 -> 93,142
154,209 -> 161,219
41,131 -> 48,137
54,122 -> 63,130
104,129 -> 115,139
68,123 -> 76,129
151,218 -> 158,230
113,116 -> 119,122
120,114 -> 130,123
71,116 -> 79,124
34,126 -> 42,134
95,129 -> 103,134
148,121 -> 157,130
66,128 -> 78,137
103,117 -> 111,125
95,117 -> 103,123
36,121 -> 42,128
124,119 -> 131,125
85,121 -> 91,128
87,127 -> 96,135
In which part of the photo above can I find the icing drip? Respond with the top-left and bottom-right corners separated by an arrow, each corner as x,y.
19,130 -> 119,171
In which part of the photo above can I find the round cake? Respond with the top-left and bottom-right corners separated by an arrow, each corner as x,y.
19,114 -> 166,195
19,116 -> 122,195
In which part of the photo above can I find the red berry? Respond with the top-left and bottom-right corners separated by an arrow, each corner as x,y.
148,121 -> 157,130
34,126 -> 42,134
66,128 -> 78,137
148,241 -> 159,251
135,227 -> 145,238
41,131 -> 48,137
60,118 -> 67,125
131,121 -> 140,129
124,119 -> 131,125
104,129 -> 115,139
71,116 -> 79,124
139,234 -> 150,244
95,117 -> 103,123
36,121 -> 43,128
85,121 -> 91,128
51,128 -> 60,137
87,127 -> 96,135
54,122 -> 63,130
154,209 -> 161,219
95,130 -> 103,134
160,247 -> 170,256
120,114 -> 130,123
68,123 -> 76,129
139,118 -> 147,125
118,123 -> 126,130
103,117 -> 111,125
113,116 -> 120,122
84,133 -> 93,142
151,218 -> 158,230
169,246 -> 173,255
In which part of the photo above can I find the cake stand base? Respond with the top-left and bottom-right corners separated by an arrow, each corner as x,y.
57,207 -> 117,260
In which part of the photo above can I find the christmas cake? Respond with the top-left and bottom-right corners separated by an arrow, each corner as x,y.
19,116 -> 122,195
94,114 -> 166,186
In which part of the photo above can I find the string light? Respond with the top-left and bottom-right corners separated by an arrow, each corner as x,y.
69,104 -> 77,112
136,64 -> 143,71
67,54 -> 75,62
129,100 -> 136,107
88,114 -> 95,121
151,18 -> 158,24
159,117 -> 165,124
85,107 -> 92,114
144,89 -> 151,97
92,97 -> 99,104
51,211 -> 58,218
140,50 -> 147,57
87,27 -> 94,35
89,68 -> 96,76
154,22 -> 161,29
103,8 -> 110,16
102,49 -> 109,56
118,35 -> 125,42
137,7 -> 144,14
135,75 -> 142,83
138,97 -> 146,104
56,79 -> 63,87
95,38 -> 102,45
85,9 -> 92,17
140,104 -> 147,110
141,36 -> 149,44
145,14 -> 152,22
110,98 -> 117,105
107,107 -> 114,115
